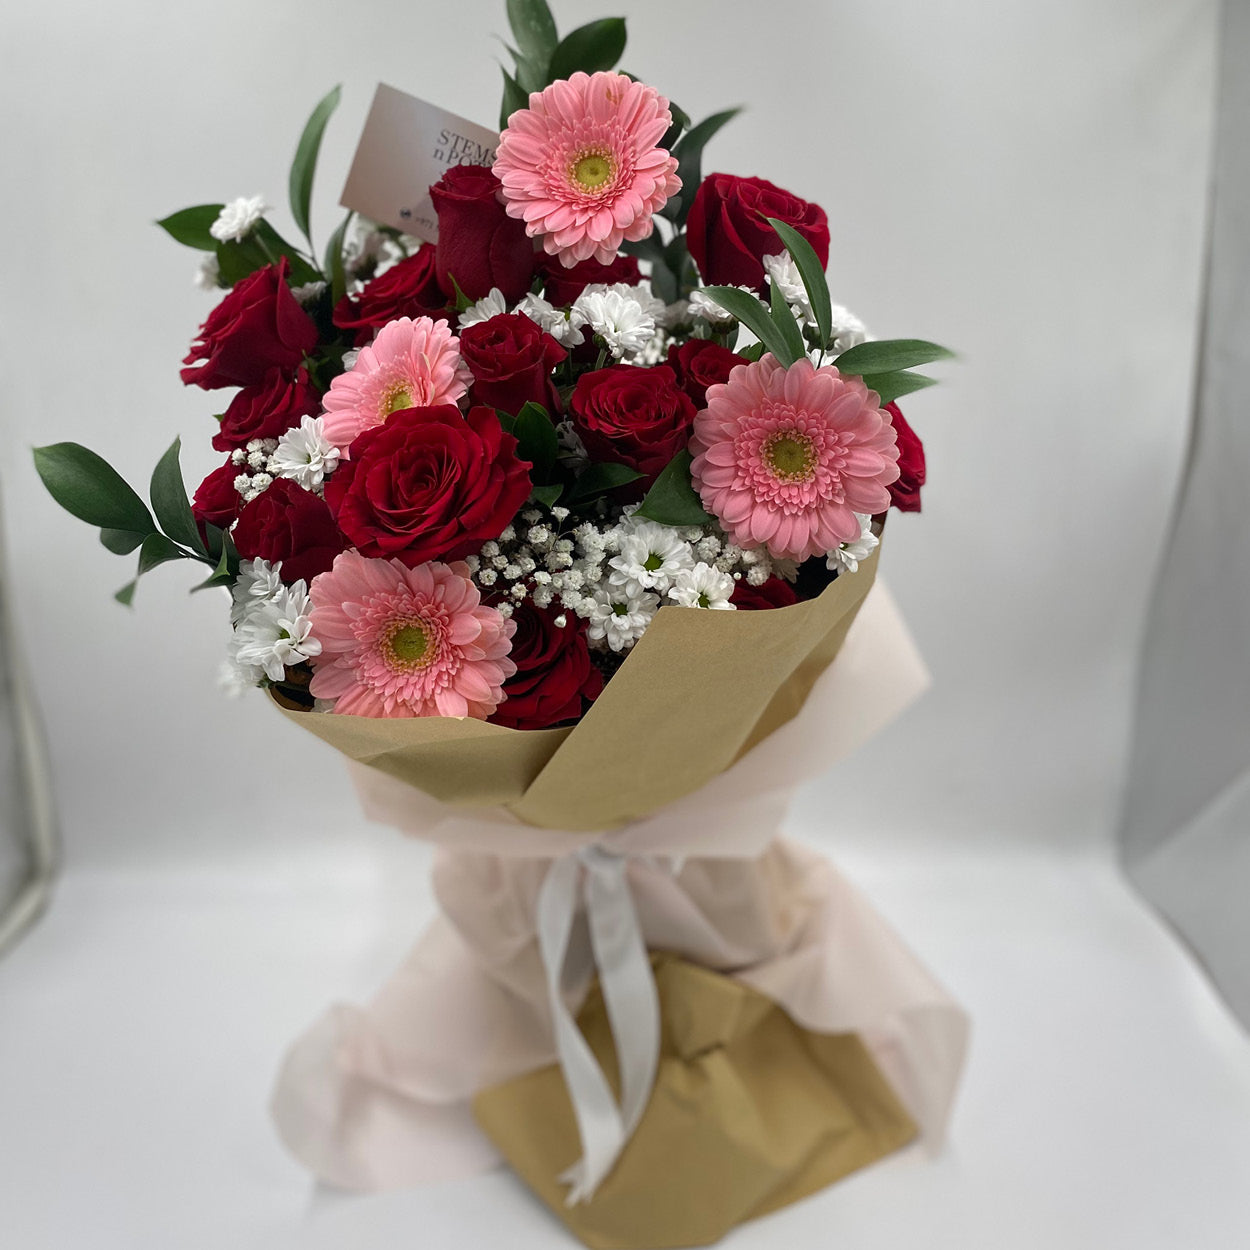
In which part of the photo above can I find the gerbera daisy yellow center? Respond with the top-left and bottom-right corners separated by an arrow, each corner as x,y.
763,430 -> 817,482
570,148 -> 616,191
383,620 -> 435,670
382,382 -> 416,415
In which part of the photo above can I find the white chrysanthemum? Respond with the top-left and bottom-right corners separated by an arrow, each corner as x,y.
826,513 -> 879,575
829,304 -> 870,355
341,347 -> 361,371
661,299 -> 692,329
230,582 -> 320,684
457,287 -> 508,329
210,196 -> 268,243
272,416 -> 341,492
291,280 -> 327,305
344,226 -> 399,278
516,293 -> 585,347
608,520 -> 696,597
762,252 -> 813,324
688,285 -> 760,324
193,254 -> 220,291
230,559 -> 285,626
216,659 -> 253,699
586,586 -> 660,652
668,562 -> 737,610
571,289 -> 656,359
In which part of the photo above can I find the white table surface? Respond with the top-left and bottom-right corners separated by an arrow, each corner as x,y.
3,823 -> 1249,1250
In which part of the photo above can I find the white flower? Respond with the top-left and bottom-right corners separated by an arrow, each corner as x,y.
272,416 -> 342,491
688,285 -> 760,324
193,254 -> 220,291
586,586 -> 660,652
571,288 -> 656,359
668,562 -> 737,610
230,559 -> 284,625
763,252 -> 813,324
216,659 -> 254,698
828,305 -> 869,355
661,299 -> 692,329
826,514 -> 879,575
230,582 -> 320,684
457,288 -> 508,329
344,226 -> 398,277
210,196 -> 268,243
608,520 -> 696,597
291,280 -> 327,305
341,347 -> 361,372
516,293 -> 585,347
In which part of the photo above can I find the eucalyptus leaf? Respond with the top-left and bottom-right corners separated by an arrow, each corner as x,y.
500,65 -> 529,129
566,461 -> 643,504
767,217 -> 831,354
768,276 -> 806,366
289,84 -> 342,248
858,371 -> 939,406
700,286 -> 793,365
633,451 -> 712,527
149,437 -> 207,556
512,402 -> 559,481
324,209 -> 353,305
834,338 -> 954,376
507,0 -> 558,69
34,443 -> 155,534
548,18 -> 627,81
156,204 -> 224,250
663,108 -> 741,225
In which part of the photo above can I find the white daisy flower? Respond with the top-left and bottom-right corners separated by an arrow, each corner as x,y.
230,582 -> 320,684
763,252 -> 813,323
586,586 -> 661,652
571,288 -> 656,359
230,559 -> 284,626
272,416 -> 342,491
516,293 -> 585,347
457,287 -> 508,329
828,305 -> 870,356
826,514 -> 879,575
608,520 -> 696,597
668,562 -> 737,610
193,254 -> 220,291
210,195 -> 268,243
290,280 -> 327,305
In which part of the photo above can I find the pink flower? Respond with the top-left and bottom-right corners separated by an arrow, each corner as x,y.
307,552 -> 516,719
690,356 -> 901,561
493,71 -> 681,267
320,316 -> 472,452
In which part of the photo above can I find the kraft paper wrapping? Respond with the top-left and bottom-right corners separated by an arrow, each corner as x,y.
474,956 -> 918,1250
277,545 -> 881,831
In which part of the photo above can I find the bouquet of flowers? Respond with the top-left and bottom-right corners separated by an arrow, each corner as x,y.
34,3 -> 965,1245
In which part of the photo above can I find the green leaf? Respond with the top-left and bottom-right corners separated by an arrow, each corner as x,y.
216,220 -> 319,288
115,534 -> 191,607
648,254 -> 677,304
767,217 -> 831,354
34,443 -> 156,534
289,84 -> 342,248
156,204 -> 224,250
446,273 -> 474,313
663,108 -> 741,226
633,451 -> 712,527
661,100 -> 691,150
512,402 -> 559,481
768,275 -> 806,367
99,528 -> 150,555
834,339 -> 954,376
150,437 -> 207,557
500,65 -> 529,129
324,209 -> 353,306
700,286 -> 795,365
737,342 -> 765,363
565,461 -> 643,504
530,483 -> 564,509
191,530 -> 238,592
510,47 -> 547,95
859,371 -> 939,406
507,0 -> 558,71
549,18 -> 627,80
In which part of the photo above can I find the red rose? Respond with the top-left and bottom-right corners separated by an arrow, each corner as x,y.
212,367 -> 321,451
490,602 -> 603,730
181,258 -> 318,390
232,476 -> 348,585
325,405 -> 531,566
686,173 -> 830,292
430,165 -> 536,305
192,459 -> 242,539
538,253 -> 642,306
569,364 -> 697,482
458,314 -> 567,416
731,576 -> 800,610
332,245 -> 449,345
884,403 -> 925,512
666,340 -> 748,408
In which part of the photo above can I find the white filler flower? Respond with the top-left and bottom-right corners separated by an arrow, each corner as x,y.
457,288 -> 508,329
516,293 -> 585,347
762,252 -> 813,323
210,195 -> 268,243
272,416 -> 341,492
668,562 -> 737,610
688,285 -> 761,324
826,513 -> 879,575
193,254 -> 220,290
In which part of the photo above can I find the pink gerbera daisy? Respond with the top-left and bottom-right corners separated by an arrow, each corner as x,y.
321,316 -> 471,452
307,552 -> 516,719
493,71 -> 681,267
690,356 -> 901,562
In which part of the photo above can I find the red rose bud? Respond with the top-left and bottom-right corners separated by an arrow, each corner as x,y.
884,402 -> 926,512
192,458 -> 242,540
458,314 -> 567,416
325,405 -> 532,567
731,576 -> 800,610
181,257 -> 318,390
232,477 -> 348,585
537,253 -> 642,306
686,173 -> 830,292
569,364 -> 697,483
212,367 -> 321,451
490,602 -> 604,730
430,165 -> 536,305
666,339 -> 749,408
333,244 -> 450,345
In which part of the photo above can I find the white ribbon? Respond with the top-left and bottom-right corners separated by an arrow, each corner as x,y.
535,844 -> 661,1205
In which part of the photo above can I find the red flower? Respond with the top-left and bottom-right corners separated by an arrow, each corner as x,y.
665,340 -> 748,408
686,173 -> 829,292
325,405 -> 531,566
212,367 -> 321,451
569,364 -> 697,483
332,245 -> 449,345
490,602 -> 603,730
192,459 -> 242,539
458,314 -> 567,416
538,253 -> 642,306
731,576 -> 800,610
181,258 -> 318,390
232,477 -> 348,585
884,403 -> 926,512
430,165 -> 535,305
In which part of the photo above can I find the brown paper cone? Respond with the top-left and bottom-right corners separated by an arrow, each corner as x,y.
276,545 -> 880,831
473,956 -> 917,1250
